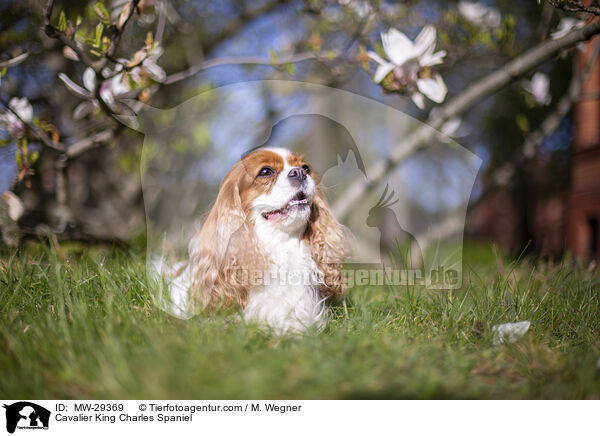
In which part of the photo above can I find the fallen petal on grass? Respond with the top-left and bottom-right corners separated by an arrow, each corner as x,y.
492,321 -> 531,346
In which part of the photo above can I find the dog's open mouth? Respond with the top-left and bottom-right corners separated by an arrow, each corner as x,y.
262,192 -> 309,221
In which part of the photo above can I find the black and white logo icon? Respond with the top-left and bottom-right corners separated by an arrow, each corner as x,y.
3,402 -> 50,433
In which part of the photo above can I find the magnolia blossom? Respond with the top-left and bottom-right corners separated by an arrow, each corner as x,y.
130,45 -> 166,84
522,72 -> 551,105
0,97 -> 33,137
59,66 -> 131,119
458,1 -> 501,28
551,17 -> 586,40
58,42 -> 165,119
368,26 -> 447,109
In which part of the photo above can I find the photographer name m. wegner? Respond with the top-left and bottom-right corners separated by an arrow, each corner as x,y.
54,412 -> 192,423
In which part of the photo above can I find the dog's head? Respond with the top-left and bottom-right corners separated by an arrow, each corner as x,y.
188,147 -> 347,309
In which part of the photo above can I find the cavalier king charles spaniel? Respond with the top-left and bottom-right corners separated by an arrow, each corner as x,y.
161,147 -> 348,334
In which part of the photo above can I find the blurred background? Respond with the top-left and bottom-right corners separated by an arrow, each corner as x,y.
1,0 -> 599,262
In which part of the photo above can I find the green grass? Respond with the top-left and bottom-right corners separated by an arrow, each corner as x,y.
1,242 -> 599,399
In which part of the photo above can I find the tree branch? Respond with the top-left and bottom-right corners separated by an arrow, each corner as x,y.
332,19 -> 600,220
66,129 -> 114,158
430,19 -> 600,130
43,0 -> 141,121
96,0 -> 141,72
155,0 -> 167,44
523,37 -> 600,158
546,0 -> 600,15
411,37 -> 600,260
164,51 -> 336,85
43,0 -> 95,68
0,99 -> 65,153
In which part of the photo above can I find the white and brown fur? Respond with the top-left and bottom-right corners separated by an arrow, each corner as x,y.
157,147 -> 347,334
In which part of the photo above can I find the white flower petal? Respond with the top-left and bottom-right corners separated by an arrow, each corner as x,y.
414,25 -> 437,58
0,97 -> 32,136
150,45 -> 164,59
458,1 -> 501,28
551,17 -> 586,40
83,68 -> 96,92
410,92 -> 426,109
382,28 -> 416,66
417,74 -> 448,103
1,52 -> 29,68
523,72 -> 551,105
62,47 -> 79,61
99,87 -> 115,106
10,97 -> 33,124
420,49 -> 446,67
373,63 -> 395,83
130,66 -> 143,84
492,321 -> 530,345
110,73 -> 131,95
2,191 -> 24,222
531,72 -> 551,105
143,61 -> 166,83
58,73 -> 90,98
367,50 -> 389,66
73,101 -> 94,120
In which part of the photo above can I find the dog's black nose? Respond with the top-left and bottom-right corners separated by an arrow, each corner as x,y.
288,167 -> 307,183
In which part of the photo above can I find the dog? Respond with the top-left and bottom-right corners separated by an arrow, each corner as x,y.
156,147 -> 348,334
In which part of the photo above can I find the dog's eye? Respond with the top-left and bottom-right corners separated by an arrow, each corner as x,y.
302,164 -> 310,174
257,166 -> 275,177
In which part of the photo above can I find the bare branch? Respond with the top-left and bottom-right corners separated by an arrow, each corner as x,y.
546,0 -> 600,15
66,129 -> 114,158
155,0 -> 167,44
164,51 -> 336,85
162,0 -> 290,84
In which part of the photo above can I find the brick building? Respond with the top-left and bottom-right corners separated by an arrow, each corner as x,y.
567,35 -> 600,260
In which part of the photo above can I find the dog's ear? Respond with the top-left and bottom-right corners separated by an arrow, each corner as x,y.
188,163 -> 263,310
304,186 -> 348,300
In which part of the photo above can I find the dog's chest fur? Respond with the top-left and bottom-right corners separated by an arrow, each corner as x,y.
243,221 -> 326,334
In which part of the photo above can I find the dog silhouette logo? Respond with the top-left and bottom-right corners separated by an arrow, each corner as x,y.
3,402 -> 50,433
366,184 -> 424,269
